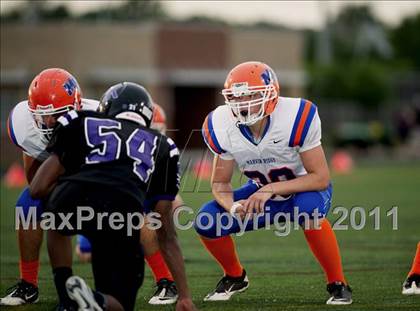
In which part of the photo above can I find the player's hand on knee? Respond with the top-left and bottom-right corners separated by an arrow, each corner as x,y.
244,197 -> 258,215
175,298 -> 197,311
244,189 -> 272,215
230,201 -> 247,219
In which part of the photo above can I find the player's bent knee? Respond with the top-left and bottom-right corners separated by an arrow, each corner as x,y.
293,186 -> 333,225
15,187 -> 44,221
77,235 -> 92,253
194,201 -> 220,238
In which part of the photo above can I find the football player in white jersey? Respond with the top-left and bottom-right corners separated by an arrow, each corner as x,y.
1,68 -> 98,307
196,61 -> 352,305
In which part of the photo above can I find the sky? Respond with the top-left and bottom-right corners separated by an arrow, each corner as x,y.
1,0 -> 420,29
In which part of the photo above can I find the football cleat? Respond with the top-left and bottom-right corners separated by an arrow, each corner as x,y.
148,278 -> 178,305
402,274 -> 420,295
66,276 -> 102,311
204,270 -> 249,301
326,281 -> 353,305
0,279 -> 39,306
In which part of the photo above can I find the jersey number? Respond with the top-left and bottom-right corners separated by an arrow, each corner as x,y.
84,118 -> 157,182
244,167 -> 296,185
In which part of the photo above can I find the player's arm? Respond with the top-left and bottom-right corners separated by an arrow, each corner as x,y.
211,155 -> 236,212
155,200 -> 195,309
29,116 -> 73,199
22,154 -> 42,183
263,103 -> 329,195
151,138 -> 196,310
266,145 -> 330,195
243,145 -> 330,214
8,106 -> 43,183
29,154 -> 64,199
202,110 -> 237,212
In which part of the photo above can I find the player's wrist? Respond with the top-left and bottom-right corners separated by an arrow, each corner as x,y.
178,295 -> 192,300
230,202 -> 242,216
259,184 -> 276,199
177,292 -> 193,300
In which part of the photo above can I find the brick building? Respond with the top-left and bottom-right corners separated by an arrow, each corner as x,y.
1,22 -> 305,168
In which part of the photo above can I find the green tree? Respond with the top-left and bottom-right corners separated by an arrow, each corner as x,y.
41,5 -> 71,21
80,0 -> 167,22
305,5 -> 395,107
307,62 -> 391,108
391,13 -> 420,69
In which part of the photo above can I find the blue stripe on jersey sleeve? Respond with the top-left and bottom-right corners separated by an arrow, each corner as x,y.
288,98 -> 306,147
298,103 -> 317,147
201,121 -> 212,150
7,108 -> 26,151
207,112 -> 226,154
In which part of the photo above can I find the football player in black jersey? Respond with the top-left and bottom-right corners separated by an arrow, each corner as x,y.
30,82 -> 196,311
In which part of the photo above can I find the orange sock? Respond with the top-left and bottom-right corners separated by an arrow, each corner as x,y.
145,250 -> 173,282
19,260 -> 39,286
200,235 -> 243,277
304,219 -> 346,284
408,242 -> 420,276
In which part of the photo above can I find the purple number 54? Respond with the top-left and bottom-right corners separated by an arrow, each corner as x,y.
84,118 -> 157,182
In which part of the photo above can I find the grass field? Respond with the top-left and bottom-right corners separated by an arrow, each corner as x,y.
1,162 -> 420,310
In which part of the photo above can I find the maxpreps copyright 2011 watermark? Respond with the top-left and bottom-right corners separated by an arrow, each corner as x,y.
16,205 -> 398,237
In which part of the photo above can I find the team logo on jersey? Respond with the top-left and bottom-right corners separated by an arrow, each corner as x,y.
63,78 -> 78,96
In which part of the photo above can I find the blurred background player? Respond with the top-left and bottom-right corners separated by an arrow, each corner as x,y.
150,103 -> 167,133
29,82 -> 196,311
0,68 -> 98,306
196,61 -> 352,305
402,242 -> 420,295
74,102 -> 183,305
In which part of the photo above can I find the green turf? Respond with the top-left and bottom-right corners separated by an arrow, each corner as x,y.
1,162 -> 420,310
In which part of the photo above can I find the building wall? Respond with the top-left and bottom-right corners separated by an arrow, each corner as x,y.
1,22 -> 305,169
1,22 -> 304,92
1,23 -> 157,80
229,28 -> 303,70
157,24 -> 228,69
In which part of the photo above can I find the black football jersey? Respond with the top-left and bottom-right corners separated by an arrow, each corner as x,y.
46,110 -> 180,208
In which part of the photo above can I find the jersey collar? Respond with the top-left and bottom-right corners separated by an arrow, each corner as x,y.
238,115 -> 271,146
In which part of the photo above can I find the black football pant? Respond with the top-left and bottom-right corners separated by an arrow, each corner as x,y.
47,181 -> 144,311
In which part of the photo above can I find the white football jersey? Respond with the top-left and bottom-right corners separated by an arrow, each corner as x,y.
202,96 -> 321,191
7,98 -> 99,161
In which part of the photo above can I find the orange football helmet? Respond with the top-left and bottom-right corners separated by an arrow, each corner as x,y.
151,103 -> 167,134
28,68 -> 82,137
222,61 -> 279,125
